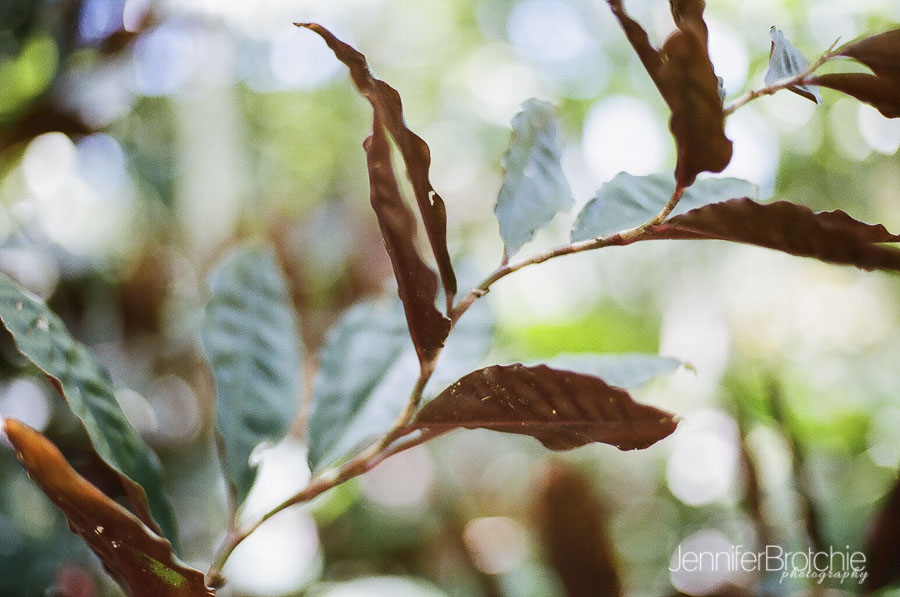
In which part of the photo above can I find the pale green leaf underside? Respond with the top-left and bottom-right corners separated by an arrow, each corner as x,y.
536,353 -> 681,389
308,294 -> 493,472
496,98 -> 574,256
765,27 -> 821,104
0,273 -> 179,545
571,172 -> 758,241
202,245 -> 302,507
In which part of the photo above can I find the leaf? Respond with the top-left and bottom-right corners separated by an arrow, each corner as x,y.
201,245 -> 303,507
809,72 -> 900,118
495,99 -> 574,256
808,28 -> 900,118
364,117 -> 450,365
642,198 -> 900,271
3,419 -> 214,597
0,273 -> 178,546
765,27 -> 821,104
535,463 -> 621,597
297,22 -> 457,311
307,295 -> 493,471
412,364 -> 677,451
537,353 -> 681,389
571,173 -> 757,241
864,476 -> 900,592
608,0 -> 732,187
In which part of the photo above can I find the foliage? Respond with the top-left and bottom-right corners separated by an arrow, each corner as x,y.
1,0 -> 900,595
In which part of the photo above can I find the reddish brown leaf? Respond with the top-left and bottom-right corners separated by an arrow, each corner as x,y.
3,419 -> 215,597
608,0 -> 732,187
836,28 -> 900,81
864,477 -> 900,592
297,23 -> 457,312
643,198 -> 900,271
412,364 -> 677,451
808,28 -> 900,118
808,73 -> 900,118
363,117 -> 450,363
534,463 -> 621,597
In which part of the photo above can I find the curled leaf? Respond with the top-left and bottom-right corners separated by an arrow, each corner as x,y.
297,22 -> 457,311
0,273 -> 178,546
364,117 -> 451,364
495,99 -> 574,256
4,419 -> 214,597
411,364 -> 677,451
607,0 -> 732,187
643,198 -> 900,271
765,27 -> 821,104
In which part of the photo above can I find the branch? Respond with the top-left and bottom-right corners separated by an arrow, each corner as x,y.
724,40 -> 841,117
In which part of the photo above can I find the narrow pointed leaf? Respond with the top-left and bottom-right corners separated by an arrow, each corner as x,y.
571,173 -> 757,241
298,22 -> 457,310
412,364 -> 677,451
864,477 -> 900,592
4,419 -> 214,597
537,353 -> 681,389
201,245 -> 303,506
307,295 -> 492,471
765,27 -> 821,104
535,464 -> 621,597
809,73 -> 900,118
643,198 -> 900,271
608,0 -> 732,187
0,273 -> 178,546
364,119 -> 450,364
495,99 -> 574,256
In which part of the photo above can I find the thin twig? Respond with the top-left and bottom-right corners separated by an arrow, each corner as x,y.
206,182 -> 687,586
724,39 -> 841,117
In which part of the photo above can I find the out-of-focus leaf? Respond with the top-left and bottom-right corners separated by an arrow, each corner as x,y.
809,28 -> 900,118
307,295 -> 493,471
535,463 -> 621,597
495,99 -> 574,256
363,118 -> 450,365
765,27 -> 821,104
809,72 -> 900,118
3,419 -> 214,597
201,245 -> 302,507
607,0 -> 732,187
306,299 -> 411,472
642,198 -> 900,271
537,354 -> 681,389
571,173 -> 757,241
0,273 -> 178,546
864,477 -> 900,592
412,364 -> 677,451
297,22 -> 457,312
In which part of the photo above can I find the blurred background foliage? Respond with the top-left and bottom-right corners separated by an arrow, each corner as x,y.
0,0 -> 899,595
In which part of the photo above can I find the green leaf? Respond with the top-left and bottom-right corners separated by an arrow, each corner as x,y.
0,273 -> 179,546
412,364 -> 677,451
495,99 -> 574,256
201,245 -> 303,507
571,172 -> 757,241
537,353 -> 681,389
307,295 -> 493,471
765,27 -> 821,104
4,420 -> 214,596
